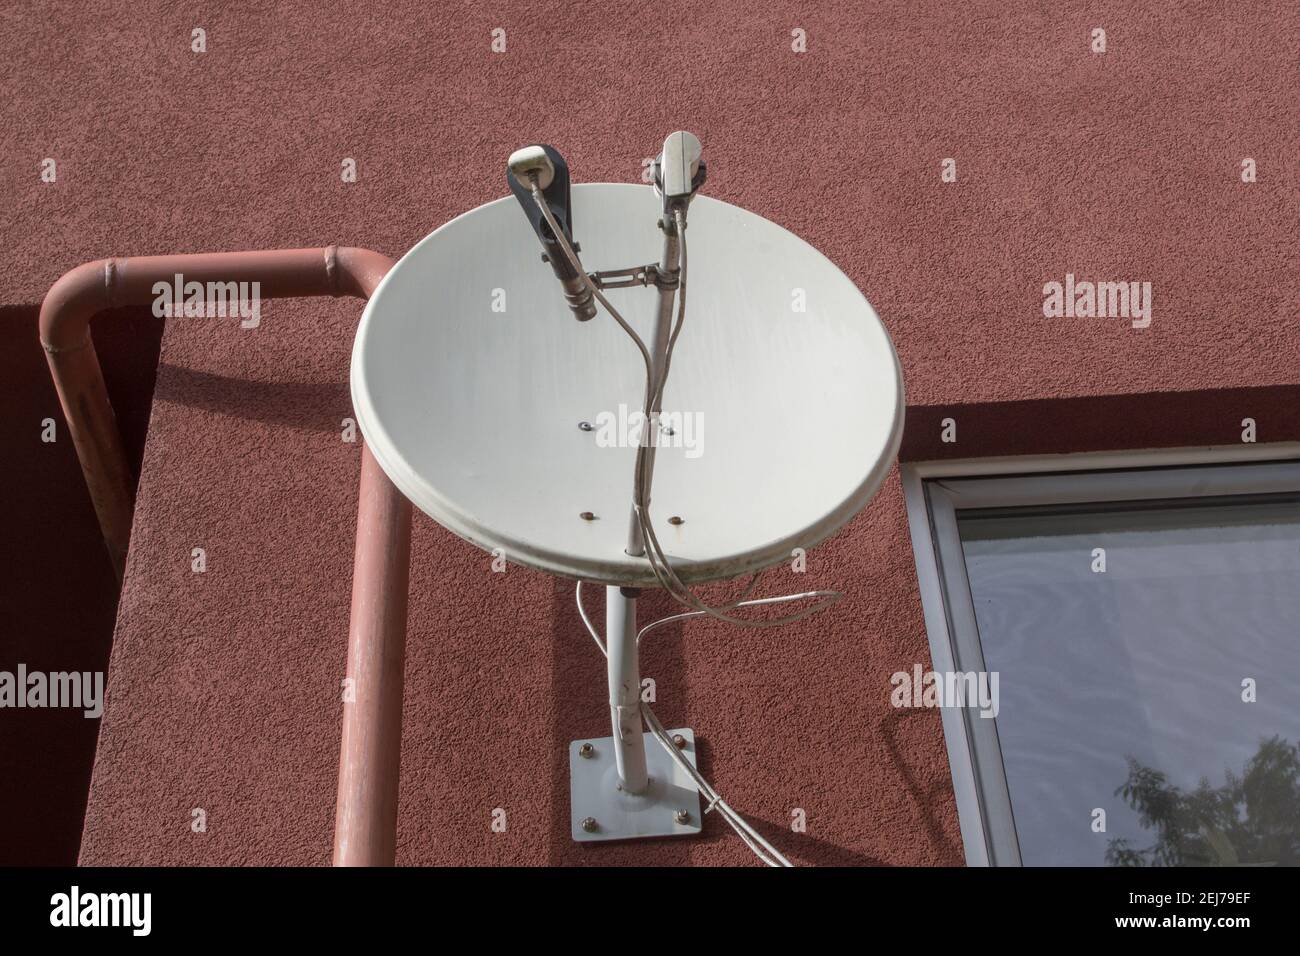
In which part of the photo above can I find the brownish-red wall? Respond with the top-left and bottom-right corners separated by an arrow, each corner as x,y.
2,2 -> 1297,865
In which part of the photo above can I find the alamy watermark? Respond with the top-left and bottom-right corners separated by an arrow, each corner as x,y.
50,886 -> 151,936
0,665 -> 104,718
152,273 -> 261,328
1043,273 -> 1152,329
591,404 -> 704,459
890,664 -> 999,718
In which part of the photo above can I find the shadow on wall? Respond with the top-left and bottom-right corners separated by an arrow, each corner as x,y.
902,384 -> 1300,462
0,303 -> 163,865
152,365 -> 350,434
879,707 -> 966,866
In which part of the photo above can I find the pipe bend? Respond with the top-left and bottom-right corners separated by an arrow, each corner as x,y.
39,258 -> 116,353
40,247 -> 393,350
38,244 -> 395,582
334,247 -> 396,300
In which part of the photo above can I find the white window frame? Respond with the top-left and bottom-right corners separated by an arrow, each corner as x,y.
901,442 -> 1300,866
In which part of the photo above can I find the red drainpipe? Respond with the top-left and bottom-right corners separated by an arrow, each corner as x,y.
40,246 -> 411,866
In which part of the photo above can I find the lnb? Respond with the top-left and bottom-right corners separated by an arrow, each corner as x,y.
507,145 -> 555,191
654,131 -> 706,209
506,144 -> 597,321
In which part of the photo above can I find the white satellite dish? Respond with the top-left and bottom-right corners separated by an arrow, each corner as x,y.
350,134 -> 903,854
351,199 -> 901,588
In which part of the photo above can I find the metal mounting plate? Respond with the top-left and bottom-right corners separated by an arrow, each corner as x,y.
569,728 -> 703,842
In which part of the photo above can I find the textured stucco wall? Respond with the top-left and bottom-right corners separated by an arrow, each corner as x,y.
2,2 -> 1297,865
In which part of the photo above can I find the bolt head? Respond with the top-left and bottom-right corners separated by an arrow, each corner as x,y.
578,421 -> 594,432
668,516 -> 684,526
580,511 -> 596,521
578,742 -> 595,758
671,733 -> 687,749
581,816 -> 599,833
673,809 -> 690,825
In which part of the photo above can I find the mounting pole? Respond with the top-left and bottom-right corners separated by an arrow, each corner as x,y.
606,585 -> 648,793
571,580 -> 701,841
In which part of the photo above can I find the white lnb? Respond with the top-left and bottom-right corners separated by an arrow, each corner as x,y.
658,131 -> 702,199
508,145 -> 555,190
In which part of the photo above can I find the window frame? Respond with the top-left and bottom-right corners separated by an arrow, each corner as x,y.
900,442 -> 1300,866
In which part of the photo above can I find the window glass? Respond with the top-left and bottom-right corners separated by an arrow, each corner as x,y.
958,497 -> 1300,866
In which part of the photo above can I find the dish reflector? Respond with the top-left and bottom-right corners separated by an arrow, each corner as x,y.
351,183 -> 903,586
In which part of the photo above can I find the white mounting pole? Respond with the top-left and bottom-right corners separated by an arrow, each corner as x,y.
606,585 -> 649,794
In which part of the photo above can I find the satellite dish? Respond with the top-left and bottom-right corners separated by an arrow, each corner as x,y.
351,186 -> 902,587
350,135 -> 904,856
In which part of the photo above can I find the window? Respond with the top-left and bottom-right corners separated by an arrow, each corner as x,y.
903,454 -> 1300,866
